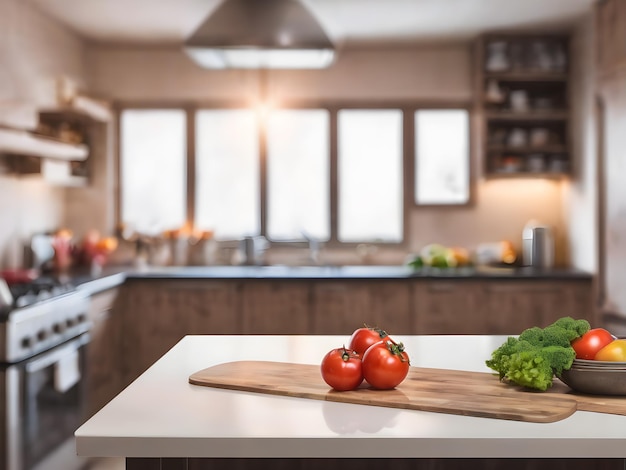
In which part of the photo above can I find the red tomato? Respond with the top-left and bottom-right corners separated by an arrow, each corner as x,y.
571,328 -> 615,359
362,339 -> 410,390
348,325 -> 389,356
595,339 -> 626,361
320,346 -> 363,391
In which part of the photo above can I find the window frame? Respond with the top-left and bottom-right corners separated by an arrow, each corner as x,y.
115,100 -> 473,249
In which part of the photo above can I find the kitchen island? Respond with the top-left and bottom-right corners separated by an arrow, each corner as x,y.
75,335 -> 626,470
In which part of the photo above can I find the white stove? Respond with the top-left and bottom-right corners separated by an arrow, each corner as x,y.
0,276 -> 92,470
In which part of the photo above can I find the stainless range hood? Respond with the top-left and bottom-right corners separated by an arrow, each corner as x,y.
184,0 -> 335,69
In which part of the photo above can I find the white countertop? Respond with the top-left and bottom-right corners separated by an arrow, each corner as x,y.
75,335 -> 626,459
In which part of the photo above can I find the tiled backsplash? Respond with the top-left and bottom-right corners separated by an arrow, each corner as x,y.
0,175 -> 65,268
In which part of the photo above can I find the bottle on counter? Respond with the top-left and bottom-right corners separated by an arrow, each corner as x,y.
522,221 -> 554,268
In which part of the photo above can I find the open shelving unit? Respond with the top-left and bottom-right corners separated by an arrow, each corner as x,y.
476,33 -> 571,178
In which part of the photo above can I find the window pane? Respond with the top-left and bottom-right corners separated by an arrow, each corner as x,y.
338,109 -> 403,243
195,110 -> 259,239
415,109 -> 469,205
120,109 -> 186,235
267,109 -> 330,241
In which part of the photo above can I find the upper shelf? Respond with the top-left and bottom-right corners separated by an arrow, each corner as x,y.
0,127 -> 88,161
0,93 -> 110,161
484,110 -> 569,121
39,95 -> 112,124
483,71 -> 568,82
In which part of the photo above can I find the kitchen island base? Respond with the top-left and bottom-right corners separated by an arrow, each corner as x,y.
76,336 -> 626,470
125,458 -> 624,470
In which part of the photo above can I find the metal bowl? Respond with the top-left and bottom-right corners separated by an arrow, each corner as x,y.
558,366 -> 626,395
569,359 -> 626,370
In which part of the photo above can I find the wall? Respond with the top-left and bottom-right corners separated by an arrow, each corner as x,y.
86,41 -> 571,266
562,14 -> 597,274
0,0 -> 87,268
87,43 -> 472,103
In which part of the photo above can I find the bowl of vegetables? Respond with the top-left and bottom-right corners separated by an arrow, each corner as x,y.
486,318 -> 626,395
557,331 -> 626,396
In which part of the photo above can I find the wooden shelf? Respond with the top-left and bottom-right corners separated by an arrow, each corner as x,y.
485,170 -> 570,179
0,127 -> 88,160
486,145 -> 567,154
477,33 -> 571,178
484,111 -> 568,121
39,96 -> 112,124
484,71 -> 568,82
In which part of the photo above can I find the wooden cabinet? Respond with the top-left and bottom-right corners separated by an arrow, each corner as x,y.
86,287 -> 122,418
119,279 -> 241,385
477,34 -> 571,177
596,0 -> 626,78
479,279 -> 594,334
413,279 -> 594,335
413,281 -> 482,334
310,281 -> 413,335
114,276 -> 593,384
241,281 -> 311,334
596,0 -> 626,328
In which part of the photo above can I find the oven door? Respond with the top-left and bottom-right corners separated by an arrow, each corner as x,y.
1,332 -> 89,470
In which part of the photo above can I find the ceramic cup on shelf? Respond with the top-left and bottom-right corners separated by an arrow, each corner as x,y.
510,90 -> 529,112
530,128 -> 549,147
527,154 -> 546,172
485,41 -> 510,72
507,128 -> 528,148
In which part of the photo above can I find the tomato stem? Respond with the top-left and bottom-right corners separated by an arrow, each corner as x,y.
341,344 -> 357,362
385,340 -> 410,364
363,323 -> 388,340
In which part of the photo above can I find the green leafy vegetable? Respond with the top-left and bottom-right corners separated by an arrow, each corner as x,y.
486,316 -> 590,391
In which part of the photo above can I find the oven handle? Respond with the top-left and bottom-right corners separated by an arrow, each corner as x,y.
25,333 -> 90,373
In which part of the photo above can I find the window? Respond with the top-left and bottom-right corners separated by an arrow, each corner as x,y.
195,110 -> 259,240
120,109 -> 186,235
338,109 -> 404,243
119,103 -> 470,244
266,109 -> 330,241
415,109 -> 470,205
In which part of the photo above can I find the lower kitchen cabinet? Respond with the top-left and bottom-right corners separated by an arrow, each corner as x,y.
114,275 -> 594,385
119,279 -> 241,386
310,281 -> 413,335
413,281 -> 483,334
241,281 -> 311,334
414,278 -> 595,335
480,279 -> 595,334
86,286 -> 122,418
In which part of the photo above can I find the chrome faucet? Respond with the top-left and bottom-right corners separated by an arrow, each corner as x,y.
301,231 -> 320,265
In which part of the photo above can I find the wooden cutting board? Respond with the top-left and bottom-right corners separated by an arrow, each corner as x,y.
190,361 -> 589,423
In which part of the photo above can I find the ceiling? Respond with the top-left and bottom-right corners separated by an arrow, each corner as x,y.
30,0 -> 596,46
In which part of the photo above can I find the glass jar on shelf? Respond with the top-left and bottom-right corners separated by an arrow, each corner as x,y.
485,41 -> 510,72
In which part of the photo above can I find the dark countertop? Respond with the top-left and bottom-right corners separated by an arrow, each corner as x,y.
68,264 -> 593,294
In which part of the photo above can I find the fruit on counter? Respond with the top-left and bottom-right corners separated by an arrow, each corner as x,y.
486,317 -> 591,391
475,241 -> 517,266
594,339 -> 626,362
570,328 -> 615,360
348,324 -> 388,356
52,228 -> 74,271
321,325 -> 410,391
320,346 -> 363,391
75,230 -> 120,267
362,338 -> 410,390
407,243 -> 471,269
446,246 -> 471,267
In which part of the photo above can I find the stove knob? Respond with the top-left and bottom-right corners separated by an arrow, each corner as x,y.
21,336 -> 33,348
77,313 -> 87,324
53,322 -> 66,334
66,318 -> 76,327
37,329 -> 49,341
